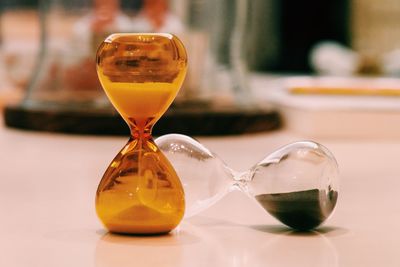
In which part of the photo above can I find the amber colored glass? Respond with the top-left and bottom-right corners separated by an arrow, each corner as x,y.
95,33 -> 187,234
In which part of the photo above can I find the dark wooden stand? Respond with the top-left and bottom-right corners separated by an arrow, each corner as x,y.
3,103 -> 281,136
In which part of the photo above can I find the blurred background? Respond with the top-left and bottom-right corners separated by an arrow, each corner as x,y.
1,0 -> 400,137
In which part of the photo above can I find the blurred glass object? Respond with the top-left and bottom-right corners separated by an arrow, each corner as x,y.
0,6 -> 39,91
23,0 -> 131,110
0,2 -> 41,110
132,0 -> 251,105
20,0 -> 251,112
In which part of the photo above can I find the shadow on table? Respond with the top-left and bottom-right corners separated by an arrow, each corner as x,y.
250,224 -> 349,237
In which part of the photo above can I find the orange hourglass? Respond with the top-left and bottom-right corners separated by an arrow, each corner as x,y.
95,33 -> 187,234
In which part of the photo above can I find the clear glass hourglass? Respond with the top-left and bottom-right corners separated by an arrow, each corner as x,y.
156,134 -> 339,230
95,33 -> 187,235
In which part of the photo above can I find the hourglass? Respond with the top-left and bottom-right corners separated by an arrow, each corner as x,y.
95,34 -> 187,234
156,134 -> 339,230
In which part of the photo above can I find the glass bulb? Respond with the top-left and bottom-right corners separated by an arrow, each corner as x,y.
156,134 -> 339,230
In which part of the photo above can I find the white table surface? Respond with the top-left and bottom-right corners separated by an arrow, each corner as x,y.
1,117 -> 399,267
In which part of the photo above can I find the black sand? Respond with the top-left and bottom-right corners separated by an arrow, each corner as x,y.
255,189 -> 338,230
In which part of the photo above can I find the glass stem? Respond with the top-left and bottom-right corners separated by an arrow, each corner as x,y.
231,170 -> 251,193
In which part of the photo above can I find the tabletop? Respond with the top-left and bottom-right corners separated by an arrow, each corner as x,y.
0,117 -> 400,267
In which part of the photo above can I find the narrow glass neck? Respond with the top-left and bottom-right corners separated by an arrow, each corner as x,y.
131,126 -> 152,140
230,169 -> 252,193
128,117 -> 154,140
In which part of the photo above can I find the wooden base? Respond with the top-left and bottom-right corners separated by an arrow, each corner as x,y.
3,104 -> 281,136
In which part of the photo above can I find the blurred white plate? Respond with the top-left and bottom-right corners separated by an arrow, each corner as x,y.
255,75 -> 400,139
